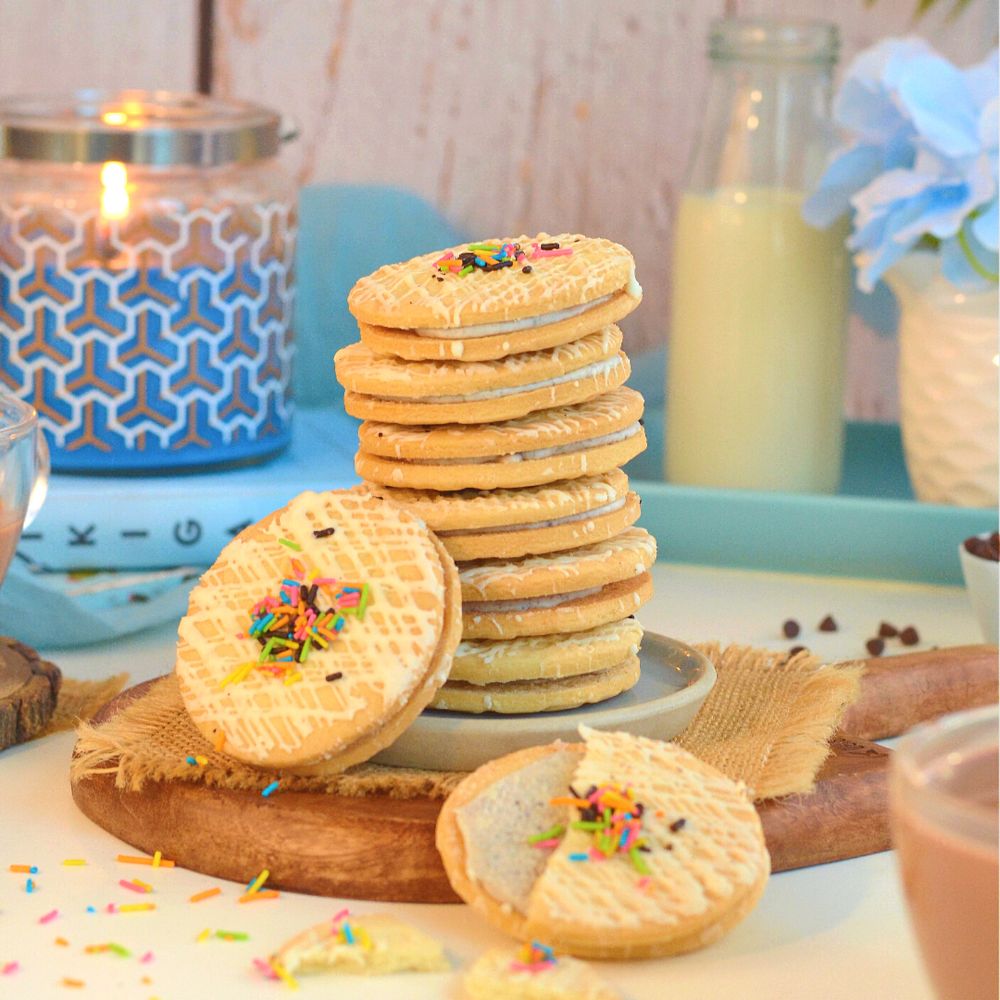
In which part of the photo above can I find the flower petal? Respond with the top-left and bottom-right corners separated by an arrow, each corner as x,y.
803,143 -> 884,226
897,55 -> 981,158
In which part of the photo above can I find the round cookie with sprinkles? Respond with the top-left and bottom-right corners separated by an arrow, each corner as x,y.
356,387 -> 646,492
459,528 -> 656,640
436,727 -> 771,960
336,326 -> 629,425
365,472 -> 640,562
350,234 -> 642,362
175,489 -> 461,771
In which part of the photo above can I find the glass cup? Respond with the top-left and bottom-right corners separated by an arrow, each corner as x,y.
890,705 -> 999,1000
0,393 -> 49,587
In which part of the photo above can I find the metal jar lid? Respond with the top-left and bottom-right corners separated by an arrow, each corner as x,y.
0,90 -> 291,167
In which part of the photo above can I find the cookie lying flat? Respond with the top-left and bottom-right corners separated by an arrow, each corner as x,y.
356,387 -> 645,492
450,619 -> 643,685
463,944 -> 621,1000
458,528 -> 656,603
361,290 -> 638,363
348,234 -> 641,362
430,655 -> 640,714
367,473 -> 640,561
176,490 -> 461,771
436,727 -> 770,960
462,573 -> 653,640
337,327 -> 629,425
268,911 -> 448,978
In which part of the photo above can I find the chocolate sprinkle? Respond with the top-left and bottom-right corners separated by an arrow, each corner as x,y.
878,621 -> 898,638
818,615 -> 837,632
782,619 -> 800,638
866,637 -> 885,657
669,818 -> 686,833
899,626 -> 920,646
313,527 -> 336,538
325,672 -> 343,682
540,241 -> 560,250
522,265 -> 532,273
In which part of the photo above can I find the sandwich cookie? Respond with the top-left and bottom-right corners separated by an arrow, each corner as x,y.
463,944 -> 621,1000
336,326 -> 629,425
356,387 -> 646,492
176,490 -> 461,771
459,528 -> 656,640
429,654 -> 640,714
436,727 -> 770,960
349,234 -> 641,362
365,472 -> 640,562
449,619 -> 644,686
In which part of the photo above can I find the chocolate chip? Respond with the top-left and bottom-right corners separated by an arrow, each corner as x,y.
964,532 -> 1000,561
818,615 -> 837,632
878,622 -> 898,638
521,265 -> 532,273
788,645 -> 806,656
899,626 -> 920,646
782,619 -> 800,638
866,637 -> 885,657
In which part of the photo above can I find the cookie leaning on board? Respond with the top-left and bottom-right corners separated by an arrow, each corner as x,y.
436,726 -> 770,960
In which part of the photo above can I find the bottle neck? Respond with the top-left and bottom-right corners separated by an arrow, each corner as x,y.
686,55 -> 835,197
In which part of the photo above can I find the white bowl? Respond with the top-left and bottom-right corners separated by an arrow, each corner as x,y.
959,534 -> 999,645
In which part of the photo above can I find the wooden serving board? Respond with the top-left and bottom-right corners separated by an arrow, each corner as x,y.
72,694 -> 892,904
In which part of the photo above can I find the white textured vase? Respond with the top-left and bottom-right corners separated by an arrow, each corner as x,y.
886,253 -> 999,508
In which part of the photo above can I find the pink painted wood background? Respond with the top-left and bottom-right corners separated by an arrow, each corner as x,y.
1,0 -> 996,419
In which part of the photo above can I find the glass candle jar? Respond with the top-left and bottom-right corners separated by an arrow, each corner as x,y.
0,91 -> 297,473
665,20 -> 850,493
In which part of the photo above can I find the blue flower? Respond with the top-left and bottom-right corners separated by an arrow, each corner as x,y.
804,38 -> 998,291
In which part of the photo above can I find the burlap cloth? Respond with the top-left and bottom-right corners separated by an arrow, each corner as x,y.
70,644 -> 861,803
45,675 -> 130,736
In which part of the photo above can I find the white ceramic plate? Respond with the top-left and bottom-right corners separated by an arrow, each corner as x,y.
373,633 -> 716,772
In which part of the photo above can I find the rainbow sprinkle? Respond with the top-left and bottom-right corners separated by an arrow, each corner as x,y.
433,240 -> 574,278
228,557 -> 371,690
261,780 -> 280,798
38,909 -> 59,924
2,962 -> 19,975
510,941 -> 557,974
535,783 -> 675,877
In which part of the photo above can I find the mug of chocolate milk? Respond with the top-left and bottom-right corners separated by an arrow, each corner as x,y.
0,394 -> 48,586
891,705 -> 999,1000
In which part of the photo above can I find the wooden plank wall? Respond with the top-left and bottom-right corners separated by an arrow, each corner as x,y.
0,0 -> 995,420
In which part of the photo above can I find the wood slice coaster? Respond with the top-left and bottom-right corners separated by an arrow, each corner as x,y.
71,678 -> 892,903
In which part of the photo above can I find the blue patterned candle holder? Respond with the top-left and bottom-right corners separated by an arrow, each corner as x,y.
0,91 -> 297,473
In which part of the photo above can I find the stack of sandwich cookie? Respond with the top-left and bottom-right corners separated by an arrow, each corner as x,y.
337,235 -> 654,714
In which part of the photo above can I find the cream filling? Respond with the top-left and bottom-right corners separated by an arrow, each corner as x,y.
375,356 -> 623,404
413,264 -> 641,338
438,497 -> 626,537
402,423 -> 642,466
463,585 -> 602,614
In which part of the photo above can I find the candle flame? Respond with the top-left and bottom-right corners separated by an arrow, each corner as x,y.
100,161 -> 129,221
102,111 -> 127,126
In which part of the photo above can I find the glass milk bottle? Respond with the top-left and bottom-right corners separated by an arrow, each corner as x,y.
666,20 -> 850,493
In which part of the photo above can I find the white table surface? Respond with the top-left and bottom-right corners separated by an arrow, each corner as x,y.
1,561 -> 980,999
